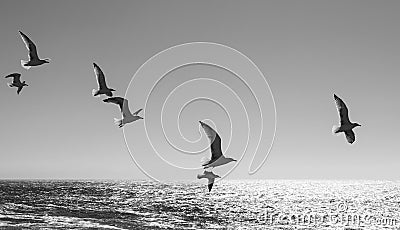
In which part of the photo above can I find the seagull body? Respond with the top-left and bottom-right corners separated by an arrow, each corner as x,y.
19,31 -> 50,69
103,97 -> 143,128
197,170 -> 220,192
5,73 -> 28,94
92,63 -> 115,97
333,94 -> 361,144
199,121 -> 236,169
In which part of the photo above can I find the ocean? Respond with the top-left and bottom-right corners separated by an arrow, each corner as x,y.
0,180 -> 399,229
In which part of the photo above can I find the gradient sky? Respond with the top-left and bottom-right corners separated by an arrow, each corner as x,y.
0,0 -> 399,180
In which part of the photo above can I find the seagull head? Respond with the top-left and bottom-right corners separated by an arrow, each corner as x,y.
22,81 -> 28,86
43,58 -> 51,63
110,88 -> 116,92
354,123 -> 361,127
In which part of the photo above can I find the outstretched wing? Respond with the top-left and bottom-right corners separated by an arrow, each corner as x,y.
17,86 -> 23,95
19,31 -> 39,60
103,97 -> 132,118
5,73 -> 21,83
120,98 -> 133,118
133,108 -> 143,116
93,63 -> 108,89
197,173 -> 206,179
207,178 -> 215,192
104,97 -> 124,111
199,121 -> 223,163
334,94 -> 351,125
344,130 -> 355,144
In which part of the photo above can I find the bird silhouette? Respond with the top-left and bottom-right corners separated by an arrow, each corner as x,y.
19,30 -> 50,69
199,121 -> 237,169
333,94 -> 361,144
92,63 -> 116,97
197,170 -> 220,192
5,73 -> 28,95
103,97 -> 143,128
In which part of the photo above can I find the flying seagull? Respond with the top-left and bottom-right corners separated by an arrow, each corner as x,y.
103,97 -> 143,128
199,121 -> 236,169
19,30 -> 50,69
5,73 -> 28,94
333,94 -> 361,144
197,170 -> 220,192
92,63 -> 116,97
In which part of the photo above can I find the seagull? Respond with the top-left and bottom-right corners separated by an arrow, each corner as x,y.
333,94 -> 361,144
103,97 -> 143,128
19,30 -> 50,69
92,63 -> 116,97
199,121 -> 237,169
197,170 -> 220,192
5,73 -> 28,95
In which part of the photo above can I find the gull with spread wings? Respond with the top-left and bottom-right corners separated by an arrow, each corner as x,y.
5,73 -> 28,95
92,63 -> 116,97
103,97 -> 143,128
197,170 -> 220,192
333,94 -> 361,144
199,121 -> 236,169
19,31 -> 50,69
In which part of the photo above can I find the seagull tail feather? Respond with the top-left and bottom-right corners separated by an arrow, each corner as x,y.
20,60 -> 31,70
92,89 -> 99,97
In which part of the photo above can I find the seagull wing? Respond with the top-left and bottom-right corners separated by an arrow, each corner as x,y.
93,63 -> 109,89
121,98 -> 133,118
344,130 -> 356,144
19,31 -> 39,61
104,97 -> 124,112
196,173 -> 206,179
199,121 -> 223,162
207,178 -> 215,192
103,97 -> 132,118
334,94 -> 351,125
5,73 -> 21,84
133,108 -> 143,116
17,86 -> 23,95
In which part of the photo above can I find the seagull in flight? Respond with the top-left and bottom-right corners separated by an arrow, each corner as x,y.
333,94 -> 361,144
5,73 -> 28,95
199,121 -> 236,169
92,63 -> 116,97
197,170 -> 220,192
19,30 -> 50,69
103,97 -> 143,128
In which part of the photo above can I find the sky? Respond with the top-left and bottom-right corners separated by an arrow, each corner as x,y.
0,0 -> 399,180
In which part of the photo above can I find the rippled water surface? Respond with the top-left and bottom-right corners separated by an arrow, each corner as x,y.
0,180 -> 399,229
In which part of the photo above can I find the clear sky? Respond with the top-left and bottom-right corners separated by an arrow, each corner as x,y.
0,0 -> 399,180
